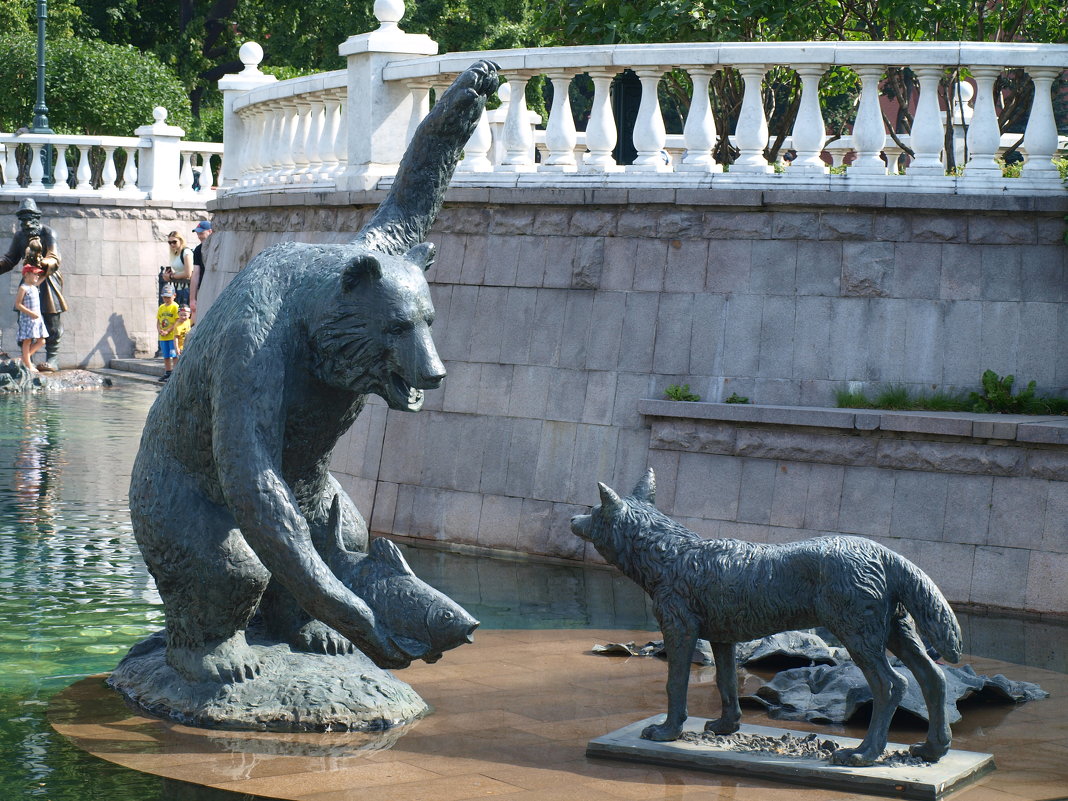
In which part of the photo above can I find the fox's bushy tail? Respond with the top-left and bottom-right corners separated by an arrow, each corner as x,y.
888,555 -> 963,662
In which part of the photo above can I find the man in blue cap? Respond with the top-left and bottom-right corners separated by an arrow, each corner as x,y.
190,220 -> 212,319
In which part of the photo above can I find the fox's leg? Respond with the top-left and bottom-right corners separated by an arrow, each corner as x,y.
889,616 -> 951,762
831,632 -> 906,766
641,623 -> 697,742
705,641 -> 741,734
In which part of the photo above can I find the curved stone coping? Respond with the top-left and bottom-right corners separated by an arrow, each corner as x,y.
208,185 -> 1068,214
638,399 -> 1068,445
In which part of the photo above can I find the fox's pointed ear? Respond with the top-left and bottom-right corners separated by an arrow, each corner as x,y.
404,242 -> 436,272
598,482 -> 623,514
342,253 -> 382,291
632,469 -> 656,505
329,496 -> 348,553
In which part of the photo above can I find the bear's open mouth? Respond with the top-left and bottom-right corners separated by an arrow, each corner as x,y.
387,372 -> 424,411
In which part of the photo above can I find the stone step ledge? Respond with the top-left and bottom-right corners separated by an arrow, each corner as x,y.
637,399 -> 1068,445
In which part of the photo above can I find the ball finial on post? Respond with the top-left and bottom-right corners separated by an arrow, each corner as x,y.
374,0 -> 406,30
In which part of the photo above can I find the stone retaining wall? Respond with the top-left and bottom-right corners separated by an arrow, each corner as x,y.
639,400 -> 1068,615
203,187 -> 1068,615
0,197 -> 208,367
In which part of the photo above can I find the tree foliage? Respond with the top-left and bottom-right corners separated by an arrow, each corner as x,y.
0,33 -> 191,135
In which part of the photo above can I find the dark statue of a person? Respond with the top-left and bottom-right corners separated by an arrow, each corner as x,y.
0,199 -> 66,371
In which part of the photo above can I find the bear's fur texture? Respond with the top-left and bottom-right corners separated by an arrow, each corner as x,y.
571,470 -> 963,767
128,61 -> 499,685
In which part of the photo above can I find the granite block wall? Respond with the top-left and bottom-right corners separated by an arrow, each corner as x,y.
204,188 -> 1068,614
0,198 -> 209,368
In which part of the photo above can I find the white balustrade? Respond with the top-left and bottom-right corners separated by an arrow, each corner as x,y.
678,67 -> 719,172
790,65 -> 829,174
732,66 -> 773,173
630,67 -> 669,171
963,66 -> 1004,180
212,35 -> 1067,197
541,71 -> 578,172
1021,67 -> 1061,181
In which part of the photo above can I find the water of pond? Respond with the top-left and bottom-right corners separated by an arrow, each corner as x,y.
0,384 -> 660,801
0,384 -> 1063,801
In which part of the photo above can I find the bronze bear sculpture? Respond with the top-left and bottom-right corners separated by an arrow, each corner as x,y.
126,61 -> 499,686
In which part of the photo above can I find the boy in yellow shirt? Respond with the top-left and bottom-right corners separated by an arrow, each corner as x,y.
157,284 -> 179,383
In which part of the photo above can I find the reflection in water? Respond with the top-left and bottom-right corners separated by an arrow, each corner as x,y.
13,401 -> 62,535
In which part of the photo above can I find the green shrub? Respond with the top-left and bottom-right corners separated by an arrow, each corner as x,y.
724,393 -> 749,404
664,384 -> 700,402
0,33 -> 190,135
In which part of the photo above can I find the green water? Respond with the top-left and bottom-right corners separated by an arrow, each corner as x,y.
0,383 -> 657,801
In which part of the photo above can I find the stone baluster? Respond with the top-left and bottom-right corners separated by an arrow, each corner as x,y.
732,65 -> 772,173
304,98 -> 325,183
406,80 -> 433,146
679,67 -> 719,172
850,66 -> 888,175
27,144 -> 45,189
1021,68 -> 1061,182
790,65 -> 829,174
240,108 -> 265,187
178,150 -> 195,193
121,147 -> 139,192
456,104 -> 494,172
291,101 -> 312,183
583,70 -> 622,172
500,72 -> 537,172
542,70 -> 578,172
3,144 -> 18,187
318,95 -> 342,181
74,145 -> 92,190
630,67 -> 670,171
197,152 -> 213,189
100,146 -> 119,192
52,145 -> 70,190
334,101 -> 348,179
276,104 -> 298,182
257,104 -> 280,186
906,66 -> 946,176
963,66 -> 1003,181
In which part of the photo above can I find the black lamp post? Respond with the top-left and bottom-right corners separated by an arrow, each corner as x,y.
29,0 -> 54,184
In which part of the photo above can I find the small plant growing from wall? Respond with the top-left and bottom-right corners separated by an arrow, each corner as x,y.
664,384 -> 700,402
724,393 -> 750,404
970,370 -> 1037,413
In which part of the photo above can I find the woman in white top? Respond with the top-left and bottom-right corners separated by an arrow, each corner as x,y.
163,231 -> 194,306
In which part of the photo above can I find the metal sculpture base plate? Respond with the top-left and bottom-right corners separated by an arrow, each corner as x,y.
587,718 -> 994,800
108,632 -> 428,732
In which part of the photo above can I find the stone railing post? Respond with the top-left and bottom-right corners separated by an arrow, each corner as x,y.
850,66 -> 887,175
790,64 -> 829,174
630,67 -> 670,171
134,107 -> 186,200
583,69 -> 622,172
337,0 -> 437,191
963,66 -> 1003,183
217,42 -> 277,190
679,67 -> 719,172
732,65 -> 772,173
907,66 -> 946,177
541,70 -> 578,172
1021,67 -> 1061,183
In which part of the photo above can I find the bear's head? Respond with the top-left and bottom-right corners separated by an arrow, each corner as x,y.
311,242 -> 445,412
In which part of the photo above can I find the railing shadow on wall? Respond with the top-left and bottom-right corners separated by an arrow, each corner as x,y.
217,4 -> 1068,200
0,107 -> 223,202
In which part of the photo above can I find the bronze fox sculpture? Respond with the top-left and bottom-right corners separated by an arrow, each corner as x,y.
571,469 -> 962,766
